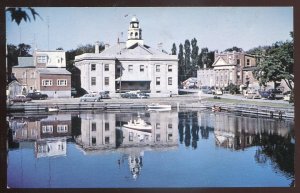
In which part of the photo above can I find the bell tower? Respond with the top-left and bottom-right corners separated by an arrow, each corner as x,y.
126,16 -> 144,48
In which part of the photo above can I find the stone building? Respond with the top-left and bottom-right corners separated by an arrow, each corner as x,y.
75,16 -> 178,97
213,51 -> 257,88
197,51 -> 258,89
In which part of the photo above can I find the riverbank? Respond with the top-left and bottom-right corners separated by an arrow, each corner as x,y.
7,94 -> 294,119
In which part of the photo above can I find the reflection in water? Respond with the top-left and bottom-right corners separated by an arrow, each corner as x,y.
7,110 -> 295,187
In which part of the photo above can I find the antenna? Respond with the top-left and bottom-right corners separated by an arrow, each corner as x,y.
47,16 -> 50,50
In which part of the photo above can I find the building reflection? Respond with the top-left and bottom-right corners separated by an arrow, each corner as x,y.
8,114 -> 72,158
75,110 -> 178,179
212,113 -> 293,150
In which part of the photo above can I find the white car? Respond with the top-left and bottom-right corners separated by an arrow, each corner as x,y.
214,90 -> 223,95
80,94 -> 102,102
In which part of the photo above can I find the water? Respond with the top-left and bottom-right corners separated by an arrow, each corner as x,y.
7,110 -> 295,188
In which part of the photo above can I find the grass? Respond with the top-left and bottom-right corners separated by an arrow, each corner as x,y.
202,97 -> 294,108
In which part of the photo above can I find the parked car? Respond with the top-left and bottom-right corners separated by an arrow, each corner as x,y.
11,95 -> 32,103
137,92 -> 150,99
121,91 -> 140,99
80,94 -> 102,102
99,91 -> 111,99
244,89 -> 261,99
214,89 -> 223,95
201,86 -> 213,94
26,92 -> 48,100
259,89 -> 284,100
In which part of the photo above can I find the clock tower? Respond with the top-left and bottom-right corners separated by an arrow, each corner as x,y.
126,16 -> 144,48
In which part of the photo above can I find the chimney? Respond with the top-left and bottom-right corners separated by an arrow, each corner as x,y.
105,43 -> 110,49
158,42 -> 163,51
204,64 -> 207,69
214,50 -> 219,59
95,41 -> 100,53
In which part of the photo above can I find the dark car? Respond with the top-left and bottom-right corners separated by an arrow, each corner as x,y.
259,89 -> 283,100
137,92 -> 149,99
99,91 -> 111,99
26,92 -> 48,100
11,95 -> 32,103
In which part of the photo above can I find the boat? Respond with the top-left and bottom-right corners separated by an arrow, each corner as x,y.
147,103 -> 171,111
47,106 -> 60,112
212,105 -> 221,112
123,115 -> 152,132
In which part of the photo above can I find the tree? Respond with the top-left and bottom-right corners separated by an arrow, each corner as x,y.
253,38 -> 294,91
191,38 -> 199,77
184,39 -> 191,79
6,7 -> 42,25
171,43 -> 177,55
178,44 -> 184,84
7,43 -> 32,81
224,46 -> 243,52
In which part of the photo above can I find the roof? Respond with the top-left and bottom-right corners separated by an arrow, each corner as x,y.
75,42 -> 178,61
17,57 -> 34,67
37,68 -> 71,75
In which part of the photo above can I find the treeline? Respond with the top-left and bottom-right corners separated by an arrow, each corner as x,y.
171,38 -> 215,84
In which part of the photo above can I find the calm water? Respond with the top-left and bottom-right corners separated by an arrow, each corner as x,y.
7,110 -> 295,188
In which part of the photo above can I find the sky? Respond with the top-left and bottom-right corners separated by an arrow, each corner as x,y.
6,7 -> 293,53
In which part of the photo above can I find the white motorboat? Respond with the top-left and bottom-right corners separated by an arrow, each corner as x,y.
48,107 -> 59,112
147,103 -> 171,111
123,116 -> 152,132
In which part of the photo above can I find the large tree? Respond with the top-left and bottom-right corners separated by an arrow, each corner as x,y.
178,43 -> 184,84
224,46 -> 243,52
190,38 -> 199,77
253,33 -> 294,92
184,40 -> 191,79
7,43 -> 32,81
171,43 -> 177,55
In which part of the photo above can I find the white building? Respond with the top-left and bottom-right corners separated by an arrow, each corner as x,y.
197,68 -> 215,88
75,16 -> 178,97
34,50 -> 66,68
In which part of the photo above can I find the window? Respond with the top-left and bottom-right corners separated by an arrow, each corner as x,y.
128,65 -> 133,72
246,59 -> 250,66
156,65 -> 160,72
105,122 -> 109,131
156,77 -> 160,85
91,77 -> 96,86
168,124 -> 172,129
168,65 -> 172,72
91,64 -> 96,71
92,122 -> 96,131
105,64 -> 109,71
92,137 -> 96,146
42,125 -> 53,133
42,79 -> 53,86
168,134 -> 173,141
156,134 -> 161,142
105,137 -> 110,144
31,72 -> 35,78
168,77 -> 172,85
156,123 -> 160,129
105,77 -> 109,85
57,79 -> 67,86
140,65 -> 144,72
57,125 -> 68,133
237,59 -> 240,65
37,56 -> 47,63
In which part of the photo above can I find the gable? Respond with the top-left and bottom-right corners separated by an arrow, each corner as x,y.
212,56 -> 232,67
126,43 -> 153,55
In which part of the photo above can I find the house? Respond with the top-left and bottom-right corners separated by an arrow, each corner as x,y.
37,68 -> 71,98
197,65 -> 215,88
7,80 -> 23,98
75,16 -> 178,97
12,50 -> 71,98
182,77 -> 198,89
212,51 -> 257,88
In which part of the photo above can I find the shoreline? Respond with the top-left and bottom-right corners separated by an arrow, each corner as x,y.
6,95 -> 294,119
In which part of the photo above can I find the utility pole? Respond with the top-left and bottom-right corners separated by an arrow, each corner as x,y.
47,16 -> 50,50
